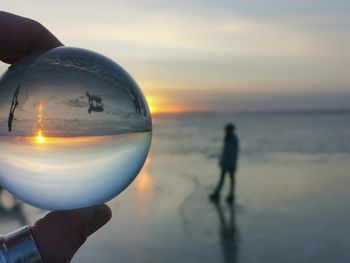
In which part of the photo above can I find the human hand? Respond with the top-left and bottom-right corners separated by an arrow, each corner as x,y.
0,11 -> 62,64
31,205 -> 112,263
0,11 -> 112,263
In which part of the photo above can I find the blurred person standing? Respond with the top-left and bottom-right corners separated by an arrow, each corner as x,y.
210,123 -> 239,203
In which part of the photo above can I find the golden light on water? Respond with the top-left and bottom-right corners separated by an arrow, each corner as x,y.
135,158 -> 152,194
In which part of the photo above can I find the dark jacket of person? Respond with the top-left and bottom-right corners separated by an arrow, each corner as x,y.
219,134 -> 239,172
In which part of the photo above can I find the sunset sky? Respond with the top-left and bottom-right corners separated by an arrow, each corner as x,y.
1,0 -> 349,113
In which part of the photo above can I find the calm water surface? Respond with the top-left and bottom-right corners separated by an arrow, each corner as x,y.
1,112 -> 350,262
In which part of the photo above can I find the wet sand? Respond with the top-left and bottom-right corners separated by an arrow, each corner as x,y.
1,113 -> 350,262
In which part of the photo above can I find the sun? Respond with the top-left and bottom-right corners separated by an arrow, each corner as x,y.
35,130 -> 46,144
146,95 -> 159,114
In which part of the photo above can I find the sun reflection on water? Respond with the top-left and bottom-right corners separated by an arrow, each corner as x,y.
135,157 -> 153,202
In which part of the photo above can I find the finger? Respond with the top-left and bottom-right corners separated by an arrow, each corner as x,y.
30,205 -> 112,263
0,11 -> 63,64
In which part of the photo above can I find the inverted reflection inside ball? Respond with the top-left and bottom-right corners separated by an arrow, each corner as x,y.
0,47 -> 152,210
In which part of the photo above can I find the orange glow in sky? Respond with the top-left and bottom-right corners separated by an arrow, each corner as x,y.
145,95 -> 186,114
0,2 -> 349,113
145,95 -> 159,114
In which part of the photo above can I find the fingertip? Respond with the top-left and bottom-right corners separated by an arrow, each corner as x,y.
86,204 -> 112,236
101,204 -> 112,221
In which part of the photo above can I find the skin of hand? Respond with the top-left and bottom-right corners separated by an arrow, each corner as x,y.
31,205 -> 112,263
0,11 -> 112,263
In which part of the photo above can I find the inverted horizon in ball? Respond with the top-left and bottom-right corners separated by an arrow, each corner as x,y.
0,47 -> 152,210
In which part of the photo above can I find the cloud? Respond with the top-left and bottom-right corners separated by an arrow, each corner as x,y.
58,12 -> 318,59
1,0 -> 349,111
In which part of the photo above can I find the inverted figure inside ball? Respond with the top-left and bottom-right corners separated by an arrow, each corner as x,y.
0,47 -> 152,210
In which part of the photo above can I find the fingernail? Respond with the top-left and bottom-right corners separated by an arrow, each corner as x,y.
87,206 -> 112,236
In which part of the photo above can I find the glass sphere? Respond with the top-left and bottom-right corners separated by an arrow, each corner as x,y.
0,47 -> 152,210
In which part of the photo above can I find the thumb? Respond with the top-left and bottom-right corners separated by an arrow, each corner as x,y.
30,205 -> 112,263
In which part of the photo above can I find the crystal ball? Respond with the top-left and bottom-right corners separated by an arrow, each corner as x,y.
0,47 -> 152,210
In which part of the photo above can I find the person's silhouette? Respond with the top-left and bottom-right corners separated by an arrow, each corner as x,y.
8,84 -> 20,132
129,89 -> 143,115
133,98 -> 142,114
210,123 -> 239,203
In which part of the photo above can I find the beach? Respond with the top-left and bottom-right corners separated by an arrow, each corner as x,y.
0,112 -> 350,262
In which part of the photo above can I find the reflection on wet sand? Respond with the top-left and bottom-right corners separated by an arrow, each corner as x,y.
134,157 -> 153,200
179,174 -> 240,262
133,158 -> 153,217
211,199 -> 239,263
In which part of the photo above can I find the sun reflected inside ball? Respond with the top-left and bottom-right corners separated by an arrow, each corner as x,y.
35,130 -> 45,144
0,47 -> 152,210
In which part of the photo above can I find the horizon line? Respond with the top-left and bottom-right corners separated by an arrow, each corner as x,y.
152,108 -> 350,116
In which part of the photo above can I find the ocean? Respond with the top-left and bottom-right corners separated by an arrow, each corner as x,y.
1,112 -> 350,262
